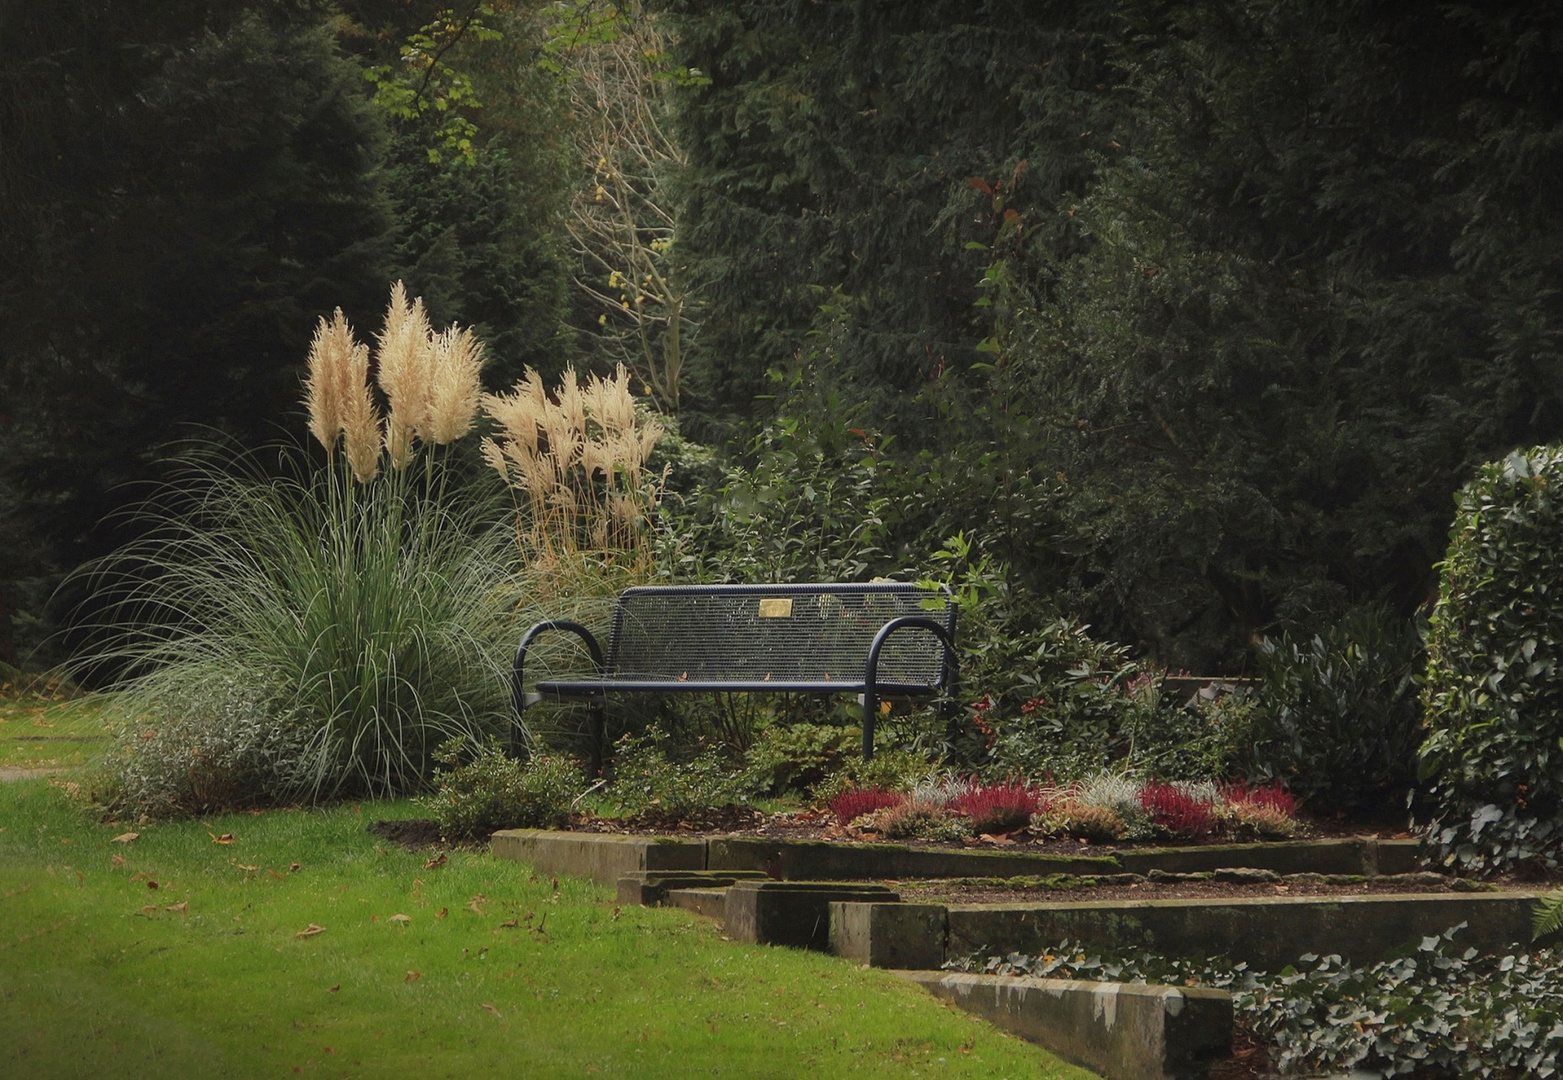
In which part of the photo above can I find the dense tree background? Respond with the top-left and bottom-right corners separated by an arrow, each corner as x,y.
0,0 -> 575,666
3,0 -> 1561,677
659,0 -> 1563,669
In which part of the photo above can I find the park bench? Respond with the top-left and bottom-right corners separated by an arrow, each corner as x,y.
511,582 -> 958,771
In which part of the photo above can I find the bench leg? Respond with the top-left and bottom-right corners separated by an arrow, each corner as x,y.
589,702 -> 607,778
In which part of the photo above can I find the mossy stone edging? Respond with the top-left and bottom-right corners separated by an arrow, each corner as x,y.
832,892 -> 1543,973
490,829 -> 1419,886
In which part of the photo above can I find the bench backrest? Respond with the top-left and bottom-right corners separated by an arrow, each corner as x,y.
606,583 -> 954,687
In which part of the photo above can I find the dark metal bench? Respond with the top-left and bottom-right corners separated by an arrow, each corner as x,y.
511,583 -> 957,771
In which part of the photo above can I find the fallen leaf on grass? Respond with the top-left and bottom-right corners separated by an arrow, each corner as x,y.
424,853 -> 447,869
388,913 -> 411,925
111,855 -> 128,867
139,905 -> 157,916
267,869 -> 286,881
496,918 -> 518,929
165,902 -> 188,915
435,907 -> 447,919
210,833 -> 235,845
466,895 -> 487,915
111,832 -> 138,844
234,862 -> 258,871
328,984 -> 340,992
294,923 -> 325,939
404,970 -> 420,983
289,863 -> 300,872
145,880 -> 159,890
481,1004 -> 501,1017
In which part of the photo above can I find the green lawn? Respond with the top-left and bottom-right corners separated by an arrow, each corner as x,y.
0,776 -> 1093,1079
0,693 -> 112,770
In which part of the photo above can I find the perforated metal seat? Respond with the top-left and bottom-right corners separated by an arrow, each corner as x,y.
511,583 -> 957,769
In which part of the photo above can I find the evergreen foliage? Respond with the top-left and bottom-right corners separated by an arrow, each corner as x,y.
657,0 -> 1563,669
0,0 -> 398,662
1419,446 -> 1563,874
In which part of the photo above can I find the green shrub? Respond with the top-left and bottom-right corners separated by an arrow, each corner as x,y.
980,616 -> 1147,781
812,748 -> 941,803
98,672 -> 313,818
610,726 -> 753,821
741,722 -> 857,796
424,739 -> 582,839
1247,604 -> 1423,811
1419,447 -> 1563,874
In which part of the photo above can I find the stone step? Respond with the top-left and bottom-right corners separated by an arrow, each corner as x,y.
897,969 -> 1231,1080
832,891 -> 1545,972
664,887 -> 727,920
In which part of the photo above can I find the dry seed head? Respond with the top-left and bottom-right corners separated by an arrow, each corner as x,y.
557,369 -> 585,441
425,325 -> 484,445
375,281 -> 434,469
479,388 -> 542,458
340,340 -> 381,482
480,437 -> 510,486
304,309 -> 356,454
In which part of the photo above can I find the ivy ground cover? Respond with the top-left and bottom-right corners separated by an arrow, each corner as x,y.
0,777 -> 1087,1080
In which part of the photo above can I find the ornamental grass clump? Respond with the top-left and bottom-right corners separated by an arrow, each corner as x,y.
481,364 -> 665,564
1031,801 -> 1127,843
1139,782 -> 1217,839
1216,780 -> 1303,839
829,786 -> 904,827
87,283 -> 520,809
952,781 -> 1041,834
872,799 -> 969,842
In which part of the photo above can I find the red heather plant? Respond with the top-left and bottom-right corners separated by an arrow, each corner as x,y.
829,786 -> 904,826
953,782 -> 1041,834
1222,781 -> 1298,817
1139,783 -> 1216,838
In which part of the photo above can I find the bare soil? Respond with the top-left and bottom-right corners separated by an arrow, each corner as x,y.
890,873 -> 1509,904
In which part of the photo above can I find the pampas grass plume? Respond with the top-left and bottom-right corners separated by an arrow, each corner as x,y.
340,339 -> 381,482
425,326 -> 484,445
376,281 -> 434,469
304,309 -> 355,454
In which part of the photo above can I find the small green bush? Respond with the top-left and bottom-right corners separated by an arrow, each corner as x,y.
741,722 -> 857,796
1419,447 -> 1563,873
99,672 -> 313,818
1247,604 -> 1423,811
424,739 -> 581,839
610,726 -> 753,821
812,748 -> 941,803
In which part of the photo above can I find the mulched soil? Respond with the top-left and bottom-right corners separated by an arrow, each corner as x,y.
1209,1022 -> 1274,1080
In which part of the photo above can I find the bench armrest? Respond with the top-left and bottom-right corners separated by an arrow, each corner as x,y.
511,621 -> 605,757
862,616 -> 958,761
